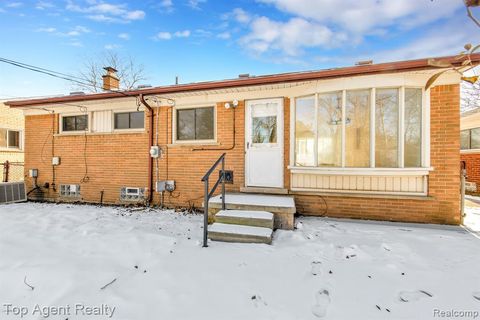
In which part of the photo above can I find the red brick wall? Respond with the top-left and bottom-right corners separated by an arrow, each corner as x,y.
23,85 -> 461,224
24,113 -> 150,204
461,152 -> 480,187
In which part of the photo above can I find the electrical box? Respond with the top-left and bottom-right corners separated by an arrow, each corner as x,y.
150,146 -> 160,158
29,169 -> 38,178
165,180 -> 175,192
155,180 -> 175,192
156,181 -> 166,192
52,157 -> 61,166
220,170 -> 234,184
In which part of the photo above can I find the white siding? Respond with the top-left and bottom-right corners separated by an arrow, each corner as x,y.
291,173 -> 427,195
92,110 -> 112,133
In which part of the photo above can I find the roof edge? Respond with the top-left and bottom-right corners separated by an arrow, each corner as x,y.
6,53 -> 480,108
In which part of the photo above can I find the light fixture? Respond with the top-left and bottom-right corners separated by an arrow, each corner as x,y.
224,102 -> 231,109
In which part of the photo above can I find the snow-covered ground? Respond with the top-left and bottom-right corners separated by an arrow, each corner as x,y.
0,203 -> 479,320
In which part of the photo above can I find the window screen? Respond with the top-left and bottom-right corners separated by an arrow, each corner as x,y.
177,107 -> 214,141
62,115 -> 88,131
114,111 -> 144,129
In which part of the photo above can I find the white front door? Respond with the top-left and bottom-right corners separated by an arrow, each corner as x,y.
245,98 -> 284,188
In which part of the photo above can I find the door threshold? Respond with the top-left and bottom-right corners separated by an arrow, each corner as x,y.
240,186 -> 289,195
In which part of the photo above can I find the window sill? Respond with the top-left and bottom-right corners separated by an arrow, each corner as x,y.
290,189 -> 433,200
55,130 -> 146,137
168,141 -> 220,148
461,149 -> 480,154
288,166 -> 433,176
0,148 -> 23,153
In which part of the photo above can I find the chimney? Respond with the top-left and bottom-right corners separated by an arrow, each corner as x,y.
102,66 -> 119,91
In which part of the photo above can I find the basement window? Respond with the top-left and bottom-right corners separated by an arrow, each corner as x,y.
175,106 -> 215,142
114,111 -> 144,130
0,129 -> 21,149
62,115 -> 88,132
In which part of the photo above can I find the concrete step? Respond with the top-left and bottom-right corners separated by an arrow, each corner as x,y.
215,210 -> 274,228
208,223 -> 273,244
208,193 -> 296,230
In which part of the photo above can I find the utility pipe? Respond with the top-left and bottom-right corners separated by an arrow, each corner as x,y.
139,94 -> 154,205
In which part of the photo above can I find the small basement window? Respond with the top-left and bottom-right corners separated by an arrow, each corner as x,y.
176,106 -> 214,141
114,111 -> 145,130
62,115 -> 88,132
0,129 -> 21,149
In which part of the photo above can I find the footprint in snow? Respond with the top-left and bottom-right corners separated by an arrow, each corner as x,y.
251,295 -> 267,307
311,261 -> 322,276
312,289 -> 330,318
473,292 -> 480,302
398,290 -> 433,302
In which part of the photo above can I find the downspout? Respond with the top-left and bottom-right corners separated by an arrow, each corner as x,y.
139,94 -> 154,205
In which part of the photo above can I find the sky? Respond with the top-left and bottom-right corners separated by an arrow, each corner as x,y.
0,0 -> 479,99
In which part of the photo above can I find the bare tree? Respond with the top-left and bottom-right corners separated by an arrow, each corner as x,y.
74,51 -> 148,92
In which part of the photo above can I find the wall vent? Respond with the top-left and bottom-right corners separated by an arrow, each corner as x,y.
0,182 -> 27,204
120,187 -> 145,201
60,184 -> 81,197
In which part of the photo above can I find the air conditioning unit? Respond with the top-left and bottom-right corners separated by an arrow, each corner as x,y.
0,182 -> 27,204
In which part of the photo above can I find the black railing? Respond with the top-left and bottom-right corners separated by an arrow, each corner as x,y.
201,153 -> 226,247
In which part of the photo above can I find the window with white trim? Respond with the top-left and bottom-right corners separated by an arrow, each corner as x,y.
294,87 -> 424,168
175,106 -> 215,142
114,111 -> 144,130
461,127 -> 480,150
62,114 -> 88,132
0,129 -> 21,149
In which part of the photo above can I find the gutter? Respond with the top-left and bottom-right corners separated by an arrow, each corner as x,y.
6,53 -> 480,108
139,94 -> 154,205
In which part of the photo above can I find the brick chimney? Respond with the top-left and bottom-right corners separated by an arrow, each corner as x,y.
102,66 -> 119,91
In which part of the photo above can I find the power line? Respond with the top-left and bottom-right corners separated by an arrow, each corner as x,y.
0,57 -> 176,104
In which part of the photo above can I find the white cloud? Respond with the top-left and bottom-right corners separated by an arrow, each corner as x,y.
159,0 -> 173,12
6,2 -> 23,8
36,27 -> 56,33
118,33 -> 130,40
155,32 -> 172,40
63,25 -> 90,37
241,16 -> 346,56
124,10 -> 144,20
174,30 -> 190,38
188,0 -> 206,10
66,0 -> 145,23
217,32 -> 230,40
68,41 -> 83,47
232,8 -> 251,24
35,1 -> 54,10
155,29 -> 191,40
257,0 -> 462,35
104,43 -> 121,50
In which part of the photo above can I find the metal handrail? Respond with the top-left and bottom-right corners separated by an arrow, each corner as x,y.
202,153 -> 226,247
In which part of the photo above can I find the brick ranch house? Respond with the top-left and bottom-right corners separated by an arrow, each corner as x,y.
461,108 -> 480,192
5,55 -> 478,229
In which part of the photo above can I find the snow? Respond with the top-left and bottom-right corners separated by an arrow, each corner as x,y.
0,202 -> 479,319
216,209 -> 274,220
209,193 -> 295,208
209,223 -> 273,237
465,195 -> 480,233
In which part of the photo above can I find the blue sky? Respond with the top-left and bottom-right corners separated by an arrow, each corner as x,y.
0,0 -> 479,98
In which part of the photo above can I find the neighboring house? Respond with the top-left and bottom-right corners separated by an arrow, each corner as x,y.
460,108 -> 480,191
0,100 -> 24,181
5,54 -> 477,227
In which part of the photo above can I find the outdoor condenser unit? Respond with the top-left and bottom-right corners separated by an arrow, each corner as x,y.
0,182 -> 27,204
